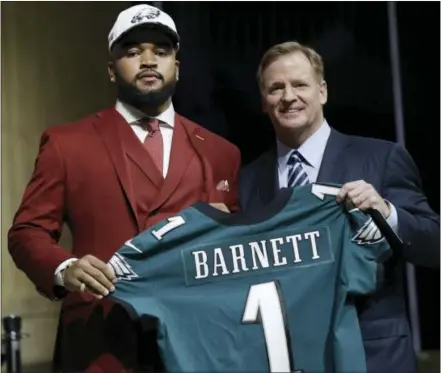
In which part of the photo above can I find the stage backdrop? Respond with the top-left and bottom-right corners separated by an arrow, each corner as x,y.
1,1 -> 127,366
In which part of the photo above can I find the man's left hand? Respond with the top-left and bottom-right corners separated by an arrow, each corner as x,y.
336,180 -> 391,218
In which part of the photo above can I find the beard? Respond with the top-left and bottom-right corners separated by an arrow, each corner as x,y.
115,72 -> 177,110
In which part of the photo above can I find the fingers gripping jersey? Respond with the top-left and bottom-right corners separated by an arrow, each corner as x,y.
107,183 -> 395,373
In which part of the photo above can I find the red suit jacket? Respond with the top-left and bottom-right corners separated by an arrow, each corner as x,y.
8,106 -> 241,372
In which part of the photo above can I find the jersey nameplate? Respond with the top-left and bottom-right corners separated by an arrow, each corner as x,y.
182,226 -> 334,287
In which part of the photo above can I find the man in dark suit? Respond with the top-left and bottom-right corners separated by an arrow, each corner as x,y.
8,4 -> 240,373
239,41 -> 439,373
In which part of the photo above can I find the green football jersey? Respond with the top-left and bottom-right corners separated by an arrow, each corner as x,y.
108,183 -> 397,373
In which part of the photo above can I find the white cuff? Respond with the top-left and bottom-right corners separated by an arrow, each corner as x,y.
385,201 -> 399,233
54,258 -> 78,286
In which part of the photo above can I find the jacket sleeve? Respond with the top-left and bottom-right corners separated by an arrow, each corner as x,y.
8,130 -> 75,299
384,143 -> 440,267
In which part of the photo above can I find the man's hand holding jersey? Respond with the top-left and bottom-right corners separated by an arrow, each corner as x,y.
62,254 -> 116,299
336,180 -> 391,218
61,204 -> 229,299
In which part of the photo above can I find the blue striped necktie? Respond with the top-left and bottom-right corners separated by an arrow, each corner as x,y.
287,150 -> 310,188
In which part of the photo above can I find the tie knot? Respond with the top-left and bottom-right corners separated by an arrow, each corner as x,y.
142,118 -> 160,133
288,150 -> 305,166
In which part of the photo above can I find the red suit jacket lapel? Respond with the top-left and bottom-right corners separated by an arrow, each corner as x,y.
92,108 -> 137,219
93,107 -> 163,231
92,108 -> 215,229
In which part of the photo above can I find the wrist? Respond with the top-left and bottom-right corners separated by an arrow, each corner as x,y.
55,259 -> 77,287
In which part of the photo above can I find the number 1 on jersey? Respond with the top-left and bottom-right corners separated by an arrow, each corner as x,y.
242,281 -> 297,373
151,216 -> 186,240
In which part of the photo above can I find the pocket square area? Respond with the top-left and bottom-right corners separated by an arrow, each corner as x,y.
216,180 -> 230,192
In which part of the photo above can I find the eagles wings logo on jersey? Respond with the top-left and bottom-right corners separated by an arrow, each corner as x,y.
351,217 -> 384,245
109,253 -> 138,281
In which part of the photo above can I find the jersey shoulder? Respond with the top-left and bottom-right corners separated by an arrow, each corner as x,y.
119,204 -> 214,255
291,182 -> 343,209
295,183 -> 391,246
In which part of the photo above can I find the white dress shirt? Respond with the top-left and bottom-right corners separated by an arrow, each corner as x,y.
276,120 -> 399,232
54,100 -> 176,286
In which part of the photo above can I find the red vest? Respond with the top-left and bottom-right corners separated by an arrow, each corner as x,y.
119,120 -> 206,231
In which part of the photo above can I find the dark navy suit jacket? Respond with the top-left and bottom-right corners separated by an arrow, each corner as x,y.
239,128 -> 440,373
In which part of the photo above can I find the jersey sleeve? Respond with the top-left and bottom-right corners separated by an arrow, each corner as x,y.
105,228 -> 162,322
105,248 -> 152,322
106,213 -> 193,323
342,208 -> 395,295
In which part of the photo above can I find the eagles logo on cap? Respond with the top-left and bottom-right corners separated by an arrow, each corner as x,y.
108,4 -> 180,51
131,8 -> 161,24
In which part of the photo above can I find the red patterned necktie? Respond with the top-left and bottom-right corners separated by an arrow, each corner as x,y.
142,118 -> 164,174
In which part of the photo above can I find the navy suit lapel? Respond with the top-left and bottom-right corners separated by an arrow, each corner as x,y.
257,146 -> 279,206
316,129 -> 352,184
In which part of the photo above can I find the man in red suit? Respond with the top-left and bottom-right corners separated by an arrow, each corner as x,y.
8,4 -> 241,372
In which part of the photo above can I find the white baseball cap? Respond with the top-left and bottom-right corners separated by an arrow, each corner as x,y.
108,4 -> 180,51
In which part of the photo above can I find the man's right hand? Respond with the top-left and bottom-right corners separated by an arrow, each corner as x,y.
63,255 -> 116,299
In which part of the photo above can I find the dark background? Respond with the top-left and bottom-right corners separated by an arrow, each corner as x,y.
141,1 -> 440,350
